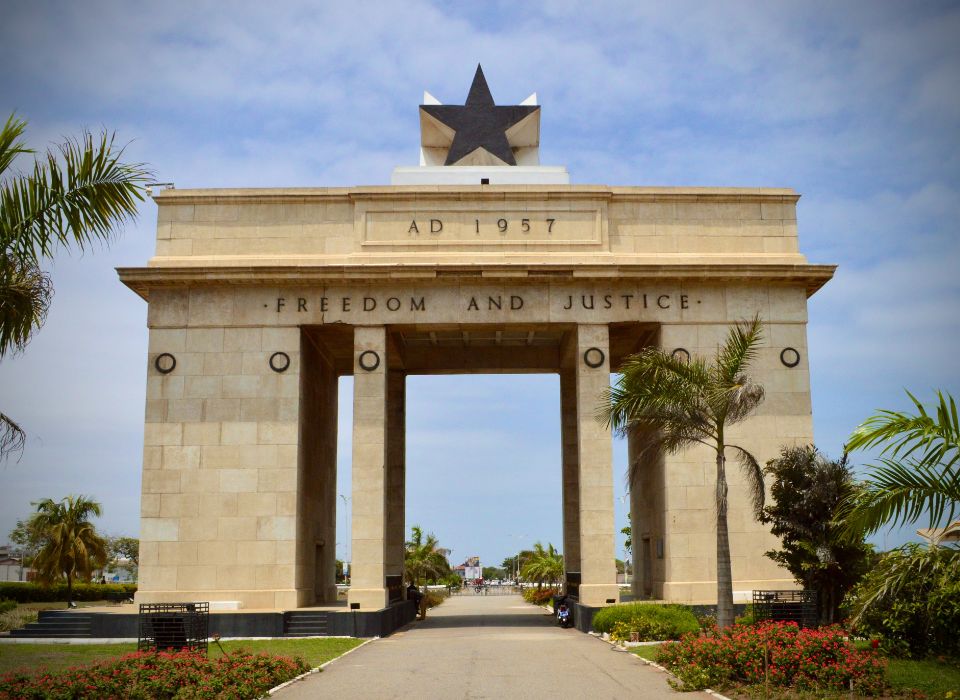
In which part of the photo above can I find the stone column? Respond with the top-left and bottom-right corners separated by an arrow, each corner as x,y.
559,355 -> 581,587
347,327 -> 389,610
384,371 -> 406,591
574,324 -> 619,607
627,426 -> 644,600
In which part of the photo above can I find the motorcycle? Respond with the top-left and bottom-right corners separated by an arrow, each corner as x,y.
557,603 -> 573,628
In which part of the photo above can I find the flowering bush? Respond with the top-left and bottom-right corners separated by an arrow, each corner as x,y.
521,587 -> 559,606
0,649 -> 310,699
656,621 -> 887,694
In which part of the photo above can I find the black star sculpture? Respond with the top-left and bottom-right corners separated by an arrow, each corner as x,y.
420,65 -> 540,166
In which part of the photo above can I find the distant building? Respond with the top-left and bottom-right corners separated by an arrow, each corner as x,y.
458,556 -> 482,581
0,545 -> 32,582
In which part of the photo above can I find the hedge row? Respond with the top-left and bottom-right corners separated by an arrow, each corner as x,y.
0,582 -> 137,603
591,602 -> 700,640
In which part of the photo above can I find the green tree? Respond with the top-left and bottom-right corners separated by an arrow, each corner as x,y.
404,526 -> 449,586
106,536 -> 139,579
502,550 -> 533,580
9,517 -> 43,565
520,542 -> 564,587
29,495 -> 108,606
621,519 -> 632,557
841,390 -> 960,640
600,316 -> 766,628
760,446 -> 872,623
482,566 -> 506,580
0,114 -> 151,460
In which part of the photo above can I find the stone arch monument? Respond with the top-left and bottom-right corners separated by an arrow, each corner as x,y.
121,66 -> 833,619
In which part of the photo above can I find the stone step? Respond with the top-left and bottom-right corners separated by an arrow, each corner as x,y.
286,625 -> 327,634
10,628 -> 91,638
284,612 -> 330,636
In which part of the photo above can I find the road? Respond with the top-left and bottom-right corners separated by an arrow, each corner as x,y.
276,593 -> 704,699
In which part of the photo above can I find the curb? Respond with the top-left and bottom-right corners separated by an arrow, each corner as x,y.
595,635 -> 733,700
266,637 -> 376,696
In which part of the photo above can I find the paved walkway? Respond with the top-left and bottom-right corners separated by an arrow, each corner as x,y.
277,594 -> 703,699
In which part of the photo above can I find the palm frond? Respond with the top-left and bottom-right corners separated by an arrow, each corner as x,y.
840,458 -> 960,536
730,444 -> 765,517
0,254 -> 53,358
599,346 -> 712,438
721,378 -> 765,426
713,315 -> 764,385
0,129 -> 152,264
846,390 -> 959,468
0,114 -> 33,176
0,411 -> 25,462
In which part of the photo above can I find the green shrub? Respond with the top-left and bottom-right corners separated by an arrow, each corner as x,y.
0,582 -> 136,603
734,603 -> 756,626
844,545 -> 960,658
591,603 -> 699,641
521,587 -> 558,606
422,589 -> 448,609
0,607 -> 37,632
0,599 -> 16,614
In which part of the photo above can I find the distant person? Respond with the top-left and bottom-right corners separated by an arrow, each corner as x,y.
407,582 -> 425,619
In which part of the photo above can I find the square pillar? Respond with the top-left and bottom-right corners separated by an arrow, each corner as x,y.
348,327 -> 389,610
385,371 -> 406,584
574,324 -> 619,607
560,359 -> 581,586
297,329 -> 339,605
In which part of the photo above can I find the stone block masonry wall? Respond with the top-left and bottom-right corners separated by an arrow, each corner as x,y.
637,285 -> 812,603
125,184 -> 832,612
138,319 -> 303,609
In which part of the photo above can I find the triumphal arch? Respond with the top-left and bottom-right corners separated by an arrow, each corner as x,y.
121,67 -> 833,617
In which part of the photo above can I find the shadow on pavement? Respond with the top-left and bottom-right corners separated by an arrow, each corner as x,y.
414,611 -> 558,629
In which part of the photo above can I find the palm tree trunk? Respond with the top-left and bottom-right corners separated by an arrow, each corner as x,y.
66,571 -> 73,607
715,449 -> 735,628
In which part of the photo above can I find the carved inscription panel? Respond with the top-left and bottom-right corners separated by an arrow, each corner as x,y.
359,205 -> 604,247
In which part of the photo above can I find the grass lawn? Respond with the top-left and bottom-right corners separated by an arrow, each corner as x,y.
887,657 -> 960,697
629,643 -> 960,696
0,637 -> 365,677
629,644 -> 661,662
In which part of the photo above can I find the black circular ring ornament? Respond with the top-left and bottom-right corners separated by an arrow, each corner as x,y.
780,347 -> 801,368
358,350 -> 380,372
269,351 -> 290,373
671,348 -> 691,363
154,353 -> 176,375
583,347 -> 605,368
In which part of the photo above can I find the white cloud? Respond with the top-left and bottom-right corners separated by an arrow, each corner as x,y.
0,0 -> 957,563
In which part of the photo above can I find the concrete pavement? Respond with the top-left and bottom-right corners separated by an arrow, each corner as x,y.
276,594 -> 704,699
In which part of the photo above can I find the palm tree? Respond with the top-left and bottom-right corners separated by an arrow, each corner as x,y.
842,390 -> 960,626
30,495 -> 108,607
404,526 -> 449,586
843,390 -> 959,537
0,114 -> 151,460
520,542 -> 564,588
599,316 -> 766,628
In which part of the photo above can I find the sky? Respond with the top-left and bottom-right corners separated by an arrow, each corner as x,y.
1,1 -> 958,569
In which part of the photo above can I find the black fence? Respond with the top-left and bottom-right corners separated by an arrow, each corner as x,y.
138,602 -> 209,653
752,590 -> 818,629
453,583 -> 520,596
